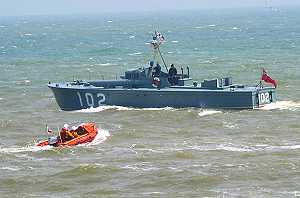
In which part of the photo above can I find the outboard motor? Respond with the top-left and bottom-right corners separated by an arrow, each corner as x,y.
48,136 -> 58,145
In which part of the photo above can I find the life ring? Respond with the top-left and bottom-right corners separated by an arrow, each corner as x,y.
152,77 -> 160,88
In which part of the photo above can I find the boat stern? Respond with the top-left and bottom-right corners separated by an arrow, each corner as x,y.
253,87 -> 276,108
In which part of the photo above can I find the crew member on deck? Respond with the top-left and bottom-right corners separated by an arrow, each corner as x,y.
168,64 -> 178,85
147,61 -> 154,78
153,63 -> 161,77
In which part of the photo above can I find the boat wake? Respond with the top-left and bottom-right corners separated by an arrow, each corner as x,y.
75,106 -> 175,113
257,101 -> 300,111
82,129 -> 110,146
198,110 -> 222,117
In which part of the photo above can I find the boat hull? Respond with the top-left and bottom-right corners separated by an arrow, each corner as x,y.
48,83 -> 276,111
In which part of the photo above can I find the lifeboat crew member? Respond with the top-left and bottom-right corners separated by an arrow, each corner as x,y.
70,126 -> 79,138
60,124 -> 75,142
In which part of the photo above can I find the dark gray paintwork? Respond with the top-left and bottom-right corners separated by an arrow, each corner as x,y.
48,67 -> 276,111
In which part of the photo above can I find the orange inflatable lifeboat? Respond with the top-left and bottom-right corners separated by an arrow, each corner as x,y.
36,123 -> 98,147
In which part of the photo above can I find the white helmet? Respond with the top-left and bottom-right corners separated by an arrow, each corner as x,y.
63,124 -> 69,129
71,126 -> 77,130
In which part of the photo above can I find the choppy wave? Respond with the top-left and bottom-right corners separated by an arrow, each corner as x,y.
76,106 -> 175,113
98,63 -> 116,66
122,162 -> 160,171
0,166 -> 20,171
0,145 -> 53,154
198,110 -> 222,117
128,52 -> 142,56
257,101 -> 300,111
222,121 -> 238,129
15,80 -> 31,85
232,27 -> 241,30
168,143 -> 300,153
210,144 -> 300,152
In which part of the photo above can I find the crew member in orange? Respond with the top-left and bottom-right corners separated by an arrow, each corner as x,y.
60,124 -> 75,142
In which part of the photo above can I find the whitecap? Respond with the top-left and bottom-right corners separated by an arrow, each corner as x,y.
129,35 -> 135,39
223,121 -> 238,129
0,166 -> 20,171
257,101 -> 300,111
142,192 -> 164,195
171,40 -> 179,43
198,110 -> 222,117
122,163 -> 160,171
24,33 -> 32,36
232,27 -> 240,30
98,63 -> 115,66
107,20 -> 113,23
0,145 -> 53,154
129,52 -> 142,56
267,145 -> 300,151
0,25 -> 6,28
216,144 -> 254,152
208,24 -> 216,27
0,97 -> 3,100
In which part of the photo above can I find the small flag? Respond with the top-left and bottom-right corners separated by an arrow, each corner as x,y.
155,31 -> 165,42
261,68 -> 277,88
46,125 -> 53,135
150,31 -> 165,49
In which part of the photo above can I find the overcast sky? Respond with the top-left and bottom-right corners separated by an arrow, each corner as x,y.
1,0 -> 300,16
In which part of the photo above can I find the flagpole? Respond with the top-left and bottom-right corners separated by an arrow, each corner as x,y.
46,124 -> 49,136
157,47 -> 168,72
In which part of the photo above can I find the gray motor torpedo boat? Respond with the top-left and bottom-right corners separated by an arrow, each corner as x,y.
48,32 -> 276,111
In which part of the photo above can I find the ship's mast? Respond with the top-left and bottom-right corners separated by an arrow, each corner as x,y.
151,31 -> 168,72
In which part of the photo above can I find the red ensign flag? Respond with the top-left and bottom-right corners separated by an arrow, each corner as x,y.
261,68 -> 277,88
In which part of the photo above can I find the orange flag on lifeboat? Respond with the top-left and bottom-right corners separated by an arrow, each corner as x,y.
261,68 -> 277,88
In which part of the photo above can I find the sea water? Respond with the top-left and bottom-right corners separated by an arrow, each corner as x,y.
0,8 -> 300,197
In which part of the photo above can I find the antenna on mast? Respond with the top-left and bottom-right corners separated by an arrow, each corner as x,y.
150,31 -> 168,72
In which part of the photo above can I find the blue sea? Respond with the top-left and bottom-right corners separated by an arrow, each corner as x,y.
0,7 -> 300,197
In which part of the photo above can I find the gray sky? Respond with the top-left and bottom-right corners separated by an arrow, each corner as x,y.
1,0 -> 300,16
